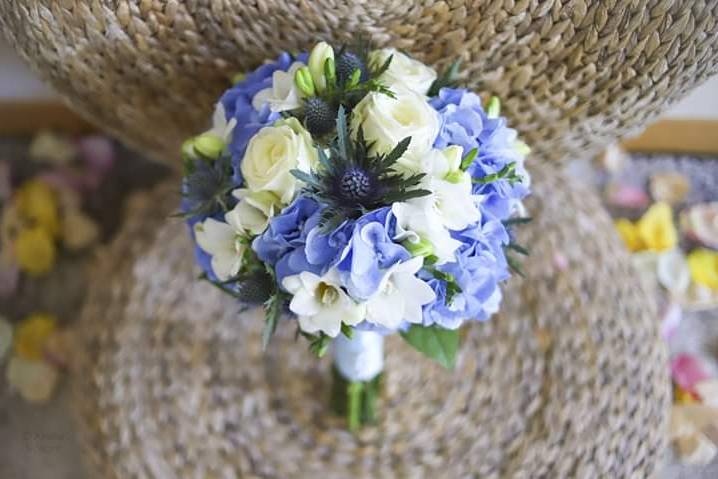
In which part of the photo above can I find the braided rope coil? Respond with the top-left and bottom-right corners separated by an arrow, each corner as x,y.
1,1 -> 717,165
73,170 -> 669,478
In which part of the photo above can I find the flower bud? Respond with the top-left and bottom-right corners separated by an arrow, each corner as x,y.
324,57 -> 336,88
486,96 -> 501,118
402,237 -> 435,258
349,68 -> 362,87
193,133 -> 225,160
181,138 -> 198,160
444,170 -> 466,184
231,72 -> 246,84
308,42 -> 334,92
294,66 -> 316,97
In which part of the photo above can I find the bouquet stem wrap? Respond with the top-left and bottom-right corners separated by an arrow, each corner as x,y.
331,330 -> 383,429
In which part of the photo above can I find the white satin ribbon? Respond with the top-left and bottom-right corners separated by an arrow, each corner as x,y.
333,330 -> 384,382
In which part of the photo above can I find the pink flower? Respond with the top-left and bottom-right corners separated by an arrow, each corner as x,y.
672,353 -> 711,394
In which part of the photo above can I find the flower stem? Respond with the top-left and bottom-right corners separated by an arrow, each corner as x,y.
330,366 -> 382,430
330,330 -> 384,430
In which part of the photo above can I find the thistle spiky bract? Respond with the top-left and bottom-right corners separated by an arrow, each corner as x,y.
291,106 -> 430,230
180,154 -> 234,218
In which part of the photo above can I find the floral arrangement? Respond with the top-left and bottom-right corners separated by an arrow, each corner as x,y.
0,133 -> 120,404
180,41 -> 531,427
601,147 -> 718,464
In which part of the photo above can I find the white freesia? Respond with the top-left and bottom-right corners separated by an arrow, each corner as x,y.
252,61 -> 305,112
427,174 -> 480,230
396,144 -> 463,176
365,257 -> 436,329
282,269 -> 365,338
231,189 -> 282,235
241,117 -> 317,203
350,88 -> 439,162
194,206 -> 250,281
308,41 -> 334,92
208,102 -> 237,144
369,48 -> 437,95
392,197 -> 463,264
392,146 -> 480,258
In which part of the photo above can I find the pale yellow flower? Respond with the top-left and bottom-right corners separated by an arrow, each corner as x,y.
14,226 -> 56,276
637,202 -> 678,252
13,313 -> 58,361
615,218 -> 645,252
687,249 -> 718,290
15,179 -> 61,238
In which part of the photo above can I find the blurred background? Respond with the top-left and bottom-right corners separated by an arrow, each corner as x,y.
1,38 -> 717,478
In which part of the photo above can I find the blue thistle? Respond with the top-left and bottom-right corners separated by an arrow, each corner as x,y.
291,106 -> 430,230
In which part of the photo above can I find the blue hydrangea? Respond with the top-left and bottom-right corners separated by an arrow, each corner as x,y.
252,196 -> 326,284
430,88 -> 529,218
220,52 -> 308,183
333,207 -> 410,300
421,216 -> 510,329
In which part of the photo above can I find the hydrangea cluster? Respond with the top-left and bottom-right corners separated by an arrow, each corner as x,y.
181,41 -> 530,363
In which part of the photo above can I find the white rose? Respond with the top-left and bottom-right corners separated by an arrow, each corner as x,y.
369,48 -> 437,95
308,41 -> 334,92
350,88 -> 439,162
252,62 -> 305,112
240,117 -> 317,204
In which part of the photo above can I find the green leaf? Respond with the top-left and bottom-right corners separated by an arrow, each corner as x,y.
427,58 -> 461,96
373,54 -> 393,77
308,333 -> 331,357
503,216 -> 532,226
290,168 -> 320,188
262,290 -> 285,350
460,147 -> 478,171
400,324 -> 460,369
341,323 -> 354,339
507,242 -> 529,256
381,136 -> 411,168
336,105 -> 350,158
506,254 -> 526,278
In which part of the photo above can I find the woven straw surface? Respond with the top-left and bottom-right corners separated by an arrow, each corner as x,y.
74,168 -> 669,478
1,1 -> 717,165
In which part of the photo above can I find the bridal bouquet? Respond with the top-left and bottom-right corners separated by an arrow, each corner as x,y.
181,40 -> 530,428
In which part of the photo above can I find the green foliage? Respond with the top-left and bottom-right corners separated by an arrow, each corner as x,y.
292,38 -> 396,139
179,154 -> 235,218
428,59 -> 462,97
427,269 -> 462,305
262,288 -> 286,351
472,162 -> 523,185
330,366 -> 381,430
503,216 -> 532,226
291,106 -> 430,230
340,323 -> 355,339
460,147 -> 478,171
400,324 -> 460,369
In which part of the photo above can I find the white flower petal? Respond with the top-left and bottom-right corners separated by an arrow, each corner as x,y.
289,289 -> 321,316
657,249 -> 691,295
195,219 -> 236,255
